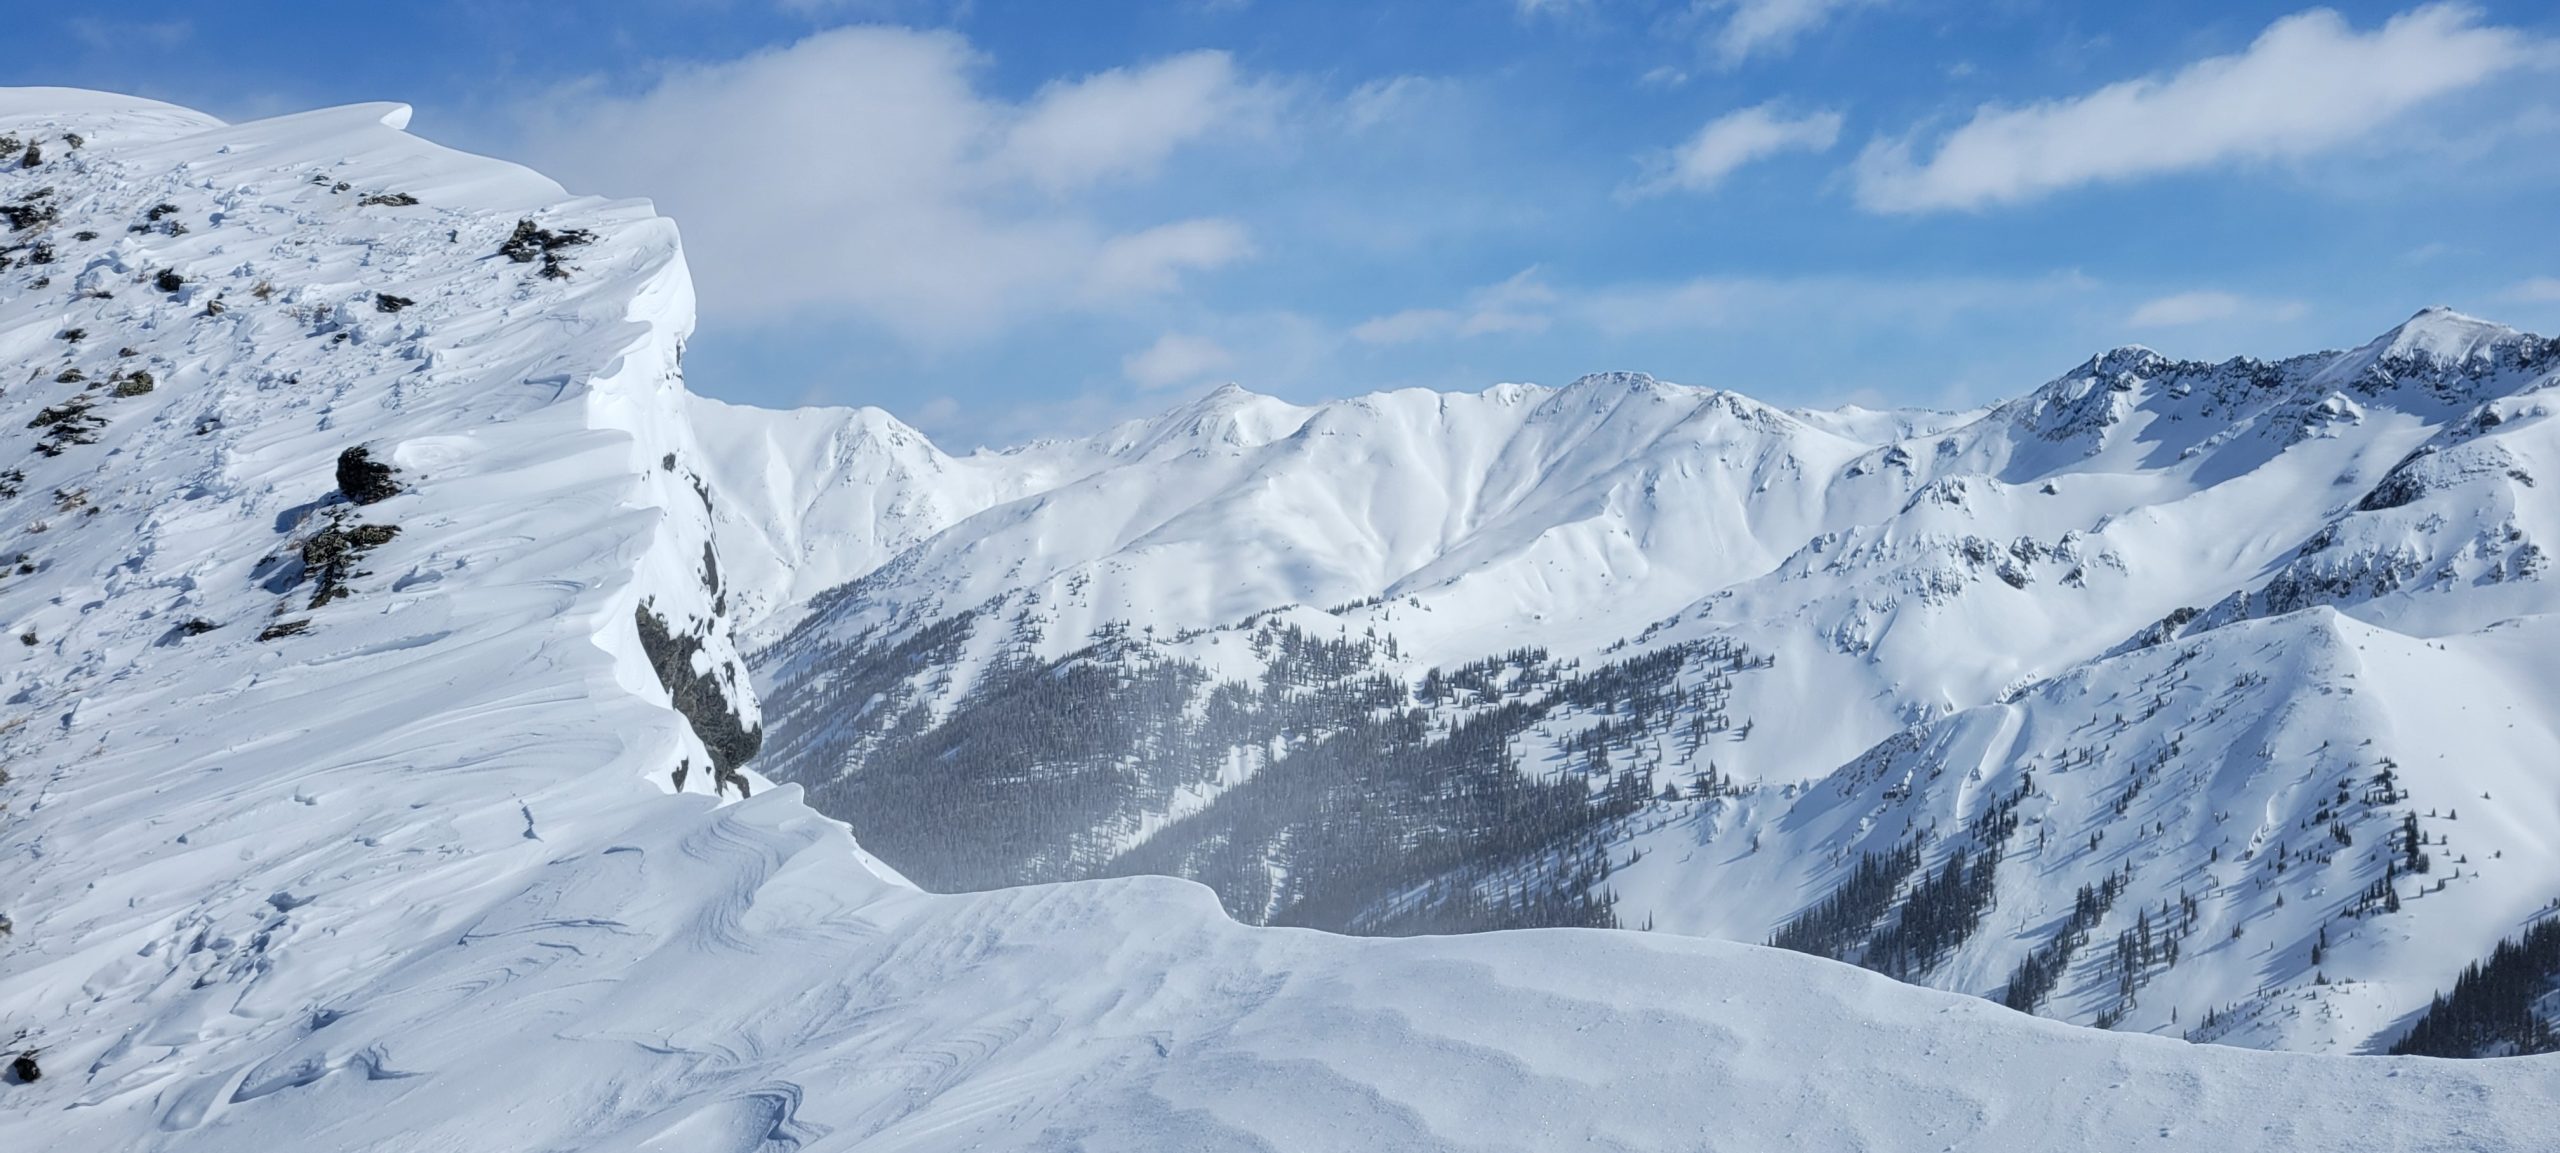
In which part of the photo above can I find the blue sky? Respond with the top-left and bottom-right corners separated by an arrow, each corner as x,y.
19,1 -> 2560,445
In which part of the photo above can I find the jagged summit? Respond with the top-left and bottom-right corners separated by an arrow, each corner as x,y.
2306,306 -> 2550,400
1562,369 -> 1666,391
2080,344 -> 2173,377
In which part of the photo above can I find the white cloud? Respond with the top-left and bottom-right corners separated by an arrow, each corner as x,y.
1520,0 -> 1871,65
1633,102 -> 1843,195
1637,66 -> 1691,90
1004,51 -> 1269,192
1573,271 -> 2098,335
2125,291 -> 2309,328
1086,218 -> 1256,298
2501,276 -> 2560,302
1344,75 -> 1446,132
1350,308 -> 1463,345
1123,333 -> 1237,389
1707,0 -> 1881,65
1352,269 -> 1556,344
1854,3 -> 2537,213
516,27 -> 1265,337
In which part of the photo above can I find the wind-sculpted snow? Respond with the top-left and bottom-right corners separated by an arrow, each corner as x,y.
3,87 -> 2557,1150
44,793 -> 2560,1150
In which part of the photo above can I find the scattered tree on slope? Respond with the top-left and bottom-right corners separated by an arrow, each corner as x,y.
2391,913 -> 2560,1058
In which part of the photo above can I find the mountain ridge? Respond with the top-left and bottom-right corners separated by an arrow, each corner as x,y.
747,304 -> 2560,1053
2,86 -> 2555,1151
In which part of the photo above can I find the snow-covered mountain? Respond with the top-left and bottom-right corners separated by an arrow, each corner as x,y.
2,87 -> 2557,1151
744,287 -> 2560,1052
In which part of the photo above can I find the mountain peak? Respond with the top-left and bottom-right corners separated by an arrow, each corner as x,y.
1545,370 -> 1694,415
2367,306 -> 2520,365
1180,379 -> 1288,419
1102,380 -> 1308,458
2082,345 -> 2169,377
1564,370 -> 1667,393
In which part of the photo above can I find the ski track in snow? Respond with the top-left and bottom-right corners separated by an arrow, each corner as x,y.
0,88 -> 2552,1150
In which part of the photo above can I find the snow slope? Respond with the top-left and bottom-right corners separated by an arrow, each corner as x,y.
9,86 -> 2554,1150
744,282 -> 2560,1044
754,314 -> 2560,771
689,395 -> 1053,635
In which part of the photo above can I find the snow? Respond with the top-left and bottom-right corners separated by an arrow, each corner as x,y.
1,87 -> 2556,1151
2357,305 -> 2524,371
736,181 -> 2560,1051
1607,607 -> 2560,1048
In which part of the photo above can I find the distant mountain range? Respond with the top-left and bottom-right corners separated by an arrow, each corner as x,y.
736,305 -> 2560,1054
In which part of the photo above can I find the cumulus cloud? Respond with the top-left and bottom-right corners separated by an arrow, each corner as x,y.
2125,291 -> 2309,328
1633,103 -> 1843,195
1123,333 -> 1237,389
1351,269 -> 1556,345
1853,4 -> 2537,213
516,27 -> 1268,336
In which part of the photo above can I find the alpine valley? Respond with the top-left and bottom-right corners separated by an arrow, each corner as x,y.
3,89 -> 2557,1152
739,298 -> 2560,1055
